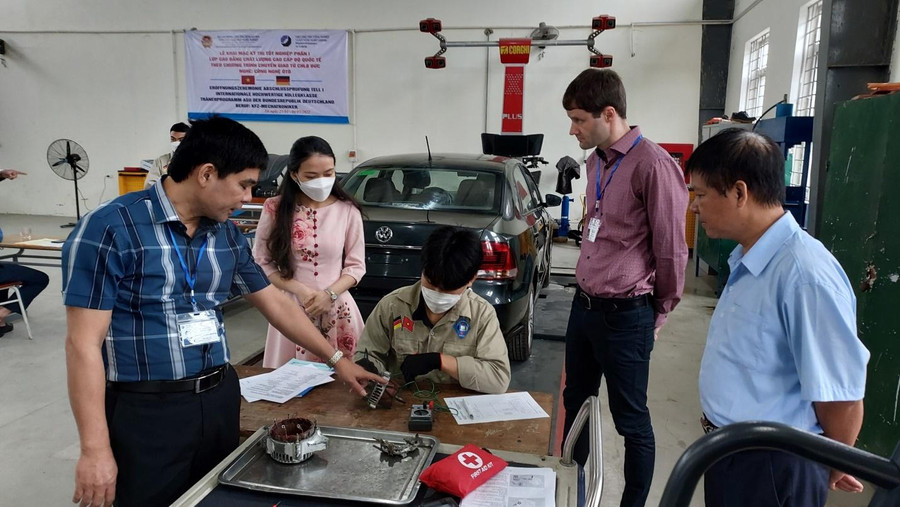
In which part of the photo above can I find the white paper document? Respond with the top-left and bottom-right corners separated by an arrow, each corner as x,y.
240,359 -> 334,403
445,392 -> 549,425
461,466 -> 556,507
286,358 -> 333,372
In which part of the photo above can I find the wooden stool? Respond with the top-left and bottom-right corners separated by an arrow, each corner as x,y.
0,281 -> 33,339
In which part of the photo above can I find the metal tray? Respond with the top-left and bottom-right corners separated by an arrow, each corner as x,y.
218,426 -> 439,505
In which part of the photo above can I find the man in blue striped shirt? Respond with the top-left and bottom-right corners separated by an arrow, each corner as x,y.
62,117 -> 383,507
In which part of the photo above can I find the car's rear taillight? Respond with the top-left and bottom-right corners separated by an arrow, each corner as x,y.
477,241 -> 518,280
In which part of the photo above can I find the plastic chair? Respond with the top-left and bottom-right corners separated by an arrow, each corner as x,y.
0,281 -> 33,340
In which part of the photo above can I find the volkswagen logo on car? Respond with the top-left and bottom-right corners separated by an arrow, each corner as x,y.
375,226 -> 393,243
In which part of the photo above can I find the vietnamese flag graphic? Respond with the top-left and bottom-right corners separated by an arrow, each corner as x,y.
402,317 -> 415,332
241,75 -> 255,85
276,75 -> 291,86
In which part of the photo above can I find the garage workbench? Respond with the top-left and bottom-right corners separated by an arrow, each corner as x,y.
234,364 -> 555,456
172,366 -> 602,506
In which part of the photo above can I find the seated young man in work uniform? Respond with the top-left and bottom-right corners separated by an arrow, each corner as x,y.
354,226 -> 511,394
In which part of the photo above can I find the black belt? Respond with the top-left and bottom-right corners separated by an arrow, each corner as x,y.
107,364 -> 230,394
576,288 -> 650,313
700,413 -> 720,434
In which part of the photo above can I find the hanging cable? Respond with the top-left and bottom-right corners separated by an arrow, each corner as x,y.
752,94 -> 789,131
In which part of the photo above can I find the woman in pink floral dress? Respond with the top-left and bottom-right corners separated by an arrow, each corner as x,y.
253,136 -> 365,367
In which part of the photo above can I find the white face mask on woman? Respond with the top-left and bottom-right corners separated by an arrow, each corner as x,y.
421,286 -> 464,314
295,176 -> 335,202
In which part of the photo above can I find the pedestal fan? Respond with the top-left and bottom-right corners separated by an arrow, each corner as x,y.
47,139 -> 89,227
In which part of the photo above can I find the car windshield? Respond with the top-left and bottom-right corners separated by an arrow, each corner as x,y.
343,167 -> 502,212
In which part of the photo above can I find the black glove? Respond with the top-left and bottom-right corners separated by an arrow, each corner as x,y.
356,356 -> 379,375
400,353 -> 442,381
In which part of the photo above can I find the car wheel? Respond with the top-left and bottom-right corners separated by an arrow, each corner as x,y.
509,286 -> 535,361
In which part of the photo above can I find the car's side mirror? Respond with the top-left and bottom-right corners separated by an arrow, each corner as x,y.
544,194 -> 562,207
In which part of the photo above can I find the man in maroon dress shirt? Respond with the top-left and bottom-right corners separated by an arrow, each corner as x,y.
561,69 -> 688,507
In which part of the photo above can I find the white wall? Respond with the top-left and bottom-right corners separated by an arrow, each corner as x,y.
727,0 -> 900,114
1,0 -> 703,221
892,2 -> 900,81
725,0 -> 816,118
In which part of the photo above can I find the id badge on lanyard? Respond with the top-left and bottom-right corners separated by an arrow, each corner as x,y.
587,135 -> 643,243
587,216 -> 602,242
167,226 -> 221,348
177,310 -> 222,347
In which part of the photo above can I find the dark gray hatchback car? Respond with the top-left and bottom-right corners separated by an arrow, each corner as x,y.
342,153 -> 560,361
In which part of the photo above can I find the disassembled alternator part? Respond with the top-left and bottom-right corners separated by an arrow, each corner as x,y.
373,434 -> 424,458
367,371 -> 392,409
266,416 -> 328,464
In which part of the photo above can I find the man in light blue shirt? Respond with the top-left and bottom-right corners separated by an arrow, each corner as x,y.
689,128 -> 870,507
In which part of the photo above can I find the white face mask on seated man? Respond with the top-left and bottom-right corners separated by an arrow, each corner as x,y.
421,286 -> 464,314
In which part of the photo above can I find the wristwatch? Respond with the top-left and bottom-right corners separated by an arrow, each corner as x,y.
326,350 -> 343,368
324,288 -> 338,302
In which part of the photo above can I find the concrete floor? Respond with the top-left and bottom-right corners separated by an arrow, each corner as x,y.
0,213 -> 873,506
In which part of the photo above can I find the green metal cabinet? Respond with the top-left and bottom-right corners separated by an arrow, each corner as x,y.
695,116 -> 811,295
694,227 -> 736,296
819,92 -> 900,456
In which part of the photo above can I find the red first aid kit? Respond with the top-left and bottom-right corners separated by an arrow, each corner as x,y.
419,444 -> 508,497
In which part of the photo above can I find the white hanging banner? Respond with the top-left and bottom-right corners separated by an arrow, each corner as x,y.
185,30 -> 349,123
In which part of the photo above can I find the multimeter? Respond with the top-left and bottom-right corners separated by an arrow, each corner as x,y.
409,402 -> 434,431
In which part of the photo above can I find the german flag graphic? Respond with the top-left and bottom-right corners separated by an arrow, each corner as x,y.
275,75 -> 290,86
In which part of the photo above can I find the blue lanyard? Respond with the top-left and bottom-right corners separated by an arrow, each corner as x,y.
167,226 -> 208,311
594,135 -> 643,212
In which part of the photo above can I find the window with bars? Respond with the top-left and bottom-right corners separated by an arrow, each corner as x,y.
742,30 -> 770,118
796,1 -> 822,117
790,0 -> 823,188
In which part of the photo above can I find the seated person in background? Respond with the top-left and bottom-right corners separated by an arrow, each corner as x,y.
0,263 -> 49,338
144,122 -> 191,188
0,169 -> 50,337
354,226 -> 511,394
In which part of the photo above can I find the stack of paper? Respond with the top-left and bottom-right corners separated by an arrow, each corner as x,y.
240,359 -> 335,403
460,466 -> 556,507
444,392 -> 550,425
